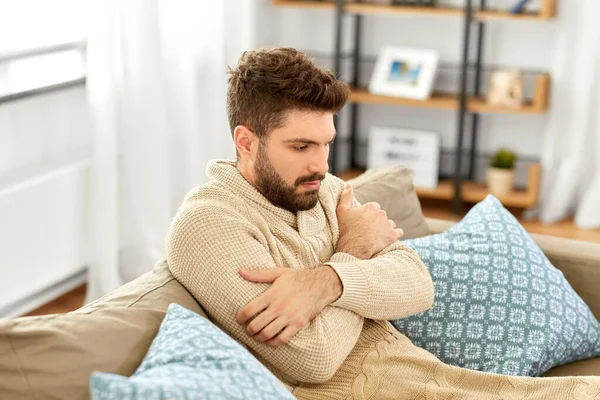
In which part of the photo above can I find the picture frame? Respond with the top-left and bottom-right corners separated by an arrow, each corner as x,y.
367,126 -> 440,189
369,46 -> 440,100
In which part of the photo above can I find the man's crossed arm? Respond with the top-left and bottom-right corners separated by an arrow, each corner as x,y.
236,265 -> 342,347
166,184 -> 433,384
236,184 -> 434,344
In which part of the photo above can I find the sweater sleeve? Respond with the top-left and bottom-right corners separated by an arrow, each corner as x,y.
322,176 -> 434,321
166,199 -> 364,384
325,242 -> 435,320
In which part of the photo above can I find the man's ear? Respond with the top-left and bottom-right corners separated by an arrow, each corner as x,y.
234,125 -> 257,158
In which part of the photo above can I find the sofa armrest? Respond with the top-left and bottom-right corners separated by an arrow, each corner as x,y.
529,233 -> 600,321
425,217 -> 456,234
425,218 -> 600,321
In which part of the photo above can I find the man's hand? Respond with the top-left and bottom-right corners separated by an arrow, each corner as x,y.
236,266 -> 342,347
336,184 -> 403,259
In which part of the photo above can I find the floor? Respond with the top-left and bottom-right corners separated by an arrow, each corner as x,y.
24,284 -> 88,317
22,198 -> 600,318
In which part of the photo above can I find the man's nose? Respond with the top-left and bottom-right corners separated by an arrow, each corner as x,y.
310,147 -> 329,175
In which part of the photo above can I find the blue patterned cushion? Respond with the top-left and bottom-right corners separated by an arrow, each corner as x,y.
90,303 -> 295,400
391,195 -> 600,376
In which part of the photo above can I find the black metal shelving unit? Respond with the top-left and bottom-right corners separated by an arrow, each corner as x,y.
330,0 -> 490,215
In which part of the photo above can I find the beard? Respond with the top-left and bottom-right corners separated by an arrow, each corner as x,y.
254,142 -> 325,213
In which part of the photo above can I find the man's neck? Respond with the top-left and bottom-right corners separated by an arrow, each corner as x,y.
236,160 -> 258,190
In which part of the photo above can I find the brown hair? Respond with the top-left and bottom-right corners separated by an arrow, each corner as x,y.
226,47 -> 350,140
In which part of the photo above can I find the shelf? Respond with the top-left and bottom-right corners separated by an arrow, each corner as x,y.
349,88 -> 458,110
415,180 -> 535,208
345,3 -> 462,17
272,0 -> 336,10
272,0 -> 556,21
348,80 -> 550,115
338,163 -> 541,209
468,99 -> 546,115
476,0 -> 557,20
475,10 -> 553,21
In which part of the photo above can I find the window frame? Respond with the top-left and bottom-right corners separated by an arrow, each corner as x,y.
0,40 -> 86,105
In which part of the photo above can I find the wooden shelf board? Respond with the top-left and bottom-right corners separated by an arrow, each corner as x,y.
337,169 -> 364,182
338,169 -> 537,209
345,3 -> 462,17
349,88 -> 548,115
474,10 -> 552,21
416,180 -> 535,208
272,0 -> 335,10
272,1 -> 555,21
468,97 -> 547,115
349,88 -> 458,110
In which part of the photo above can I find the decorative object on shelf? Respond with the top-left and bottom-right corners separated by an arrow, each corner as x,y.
509,0 -> 532,14
487,148 -> 517,196
325,0 -> 394,4
359,0 -> 394,4
367,126 -> 440,189
487,69 -> 524,109
369,46 -> 439,100
392,0 -> 436,6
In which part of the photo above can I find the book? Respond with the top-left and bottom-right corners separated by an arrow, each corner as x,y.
509,0 -> 532,14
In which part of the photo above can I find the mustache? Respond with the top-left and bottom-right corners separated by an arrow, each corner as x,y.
295,173 -> 325,186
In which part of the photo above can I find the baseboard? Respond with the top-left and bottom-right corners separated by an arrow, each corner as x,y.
0,267 -> 87,318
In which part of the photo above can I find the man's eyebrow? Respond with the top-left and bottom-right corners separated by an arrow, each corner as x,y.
283,138 -> 320,145
283,134 -> 337,145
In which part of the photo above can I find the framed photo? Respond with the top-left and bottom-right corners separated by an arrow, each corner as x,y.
369,46 -> 439,100
367,126 -> 440,189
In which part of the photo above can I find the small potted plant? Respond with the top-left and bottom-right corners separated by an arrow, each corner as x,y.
487,148 -> 517,196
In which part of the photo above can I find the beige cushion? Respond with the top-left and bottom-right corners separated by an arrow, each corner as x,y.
348,165 -> 430,239
0,260 -> 205,400
529,234 -> 600,322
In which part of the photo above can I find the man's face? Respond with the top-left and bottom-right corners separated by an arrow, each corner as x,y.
254,110 -> 335,213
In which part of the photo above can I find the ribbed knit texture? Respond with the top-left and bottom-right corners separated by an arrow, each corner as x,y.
166,160 -> 600,399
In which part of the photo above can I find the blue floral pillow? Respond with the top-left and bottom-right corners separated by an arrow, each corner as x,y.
391,195 -> 600,376
90,303 -> 295,400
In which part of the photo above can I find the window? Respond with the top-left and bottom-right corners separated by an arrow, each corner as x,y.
0,0 -> 88,99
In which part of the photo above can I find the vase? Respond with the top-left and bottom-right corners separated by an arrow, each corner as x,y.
486,167 -> 515,196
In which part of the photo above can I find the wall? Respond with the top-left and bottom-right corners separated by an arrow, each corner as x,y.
256,0 -> 560,185
0,86 -> 92,316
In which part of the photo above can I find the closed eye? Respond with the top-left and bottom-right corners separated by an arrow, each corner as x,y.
294,146 -> 308,152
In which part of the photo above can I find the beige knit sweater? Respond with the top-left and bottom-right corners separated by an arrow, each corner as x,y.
166,160 -> 600,399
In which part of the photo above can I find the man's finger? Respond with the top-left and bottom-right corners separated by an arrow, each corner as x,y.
239,268 -> 286,283
337,184 -> 354,212
365,201 -> 381,211
266,325 -> 298,347
246,307 -> 277,337
254,316 -> 288,343
236,294 -> 271,325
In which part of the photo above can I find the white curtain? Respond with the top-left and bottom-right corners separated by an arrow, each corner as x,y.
85,0 -> 255,302
540,0 -> 600,229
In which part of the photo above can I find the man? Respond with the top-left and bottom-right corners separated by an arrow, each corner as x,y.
166,48 -> 600,399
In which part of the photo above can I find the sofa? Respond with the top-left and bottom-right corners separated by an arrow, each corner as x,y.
1,167 -> 600,399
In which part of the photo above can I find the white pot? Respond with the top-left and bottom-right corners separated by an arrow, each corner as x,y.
486,167 -> 515,196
